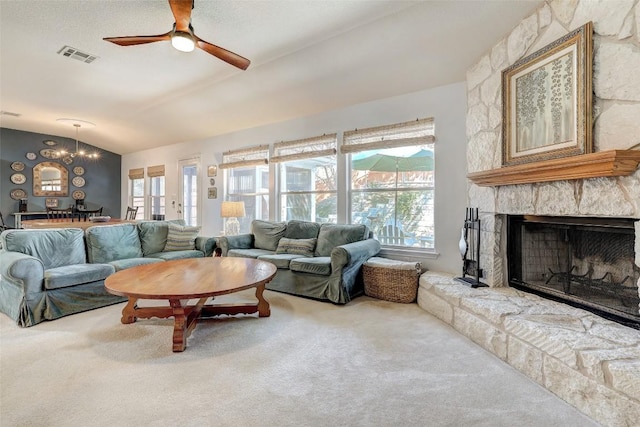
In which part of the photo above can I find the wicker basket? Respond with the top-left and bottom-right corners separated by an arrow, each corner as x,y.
363,257 -> 421,303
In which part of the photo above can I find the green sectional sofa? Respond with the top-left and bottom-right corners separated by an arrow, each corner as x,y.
0,220 -> 215,327
217,220 -> 380,304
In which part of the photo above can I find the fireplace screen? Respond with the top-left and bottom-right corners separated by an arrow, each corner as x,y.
507,216 -> 640,326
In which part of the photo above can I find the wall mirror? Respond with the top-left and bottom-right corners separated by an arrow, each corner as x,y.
33,162 -> 68,196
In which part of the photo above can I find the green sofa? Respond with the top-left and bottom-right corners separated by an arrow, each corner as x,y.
0,220 -> 216,327
217,220 -> 380,304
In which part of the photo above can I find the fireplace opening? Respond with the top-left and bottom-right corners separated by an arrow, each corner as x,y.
507,215 -> 640,329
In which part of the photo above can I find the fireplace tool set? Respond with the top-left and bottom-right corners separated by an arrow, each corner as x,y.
456,207 -> 486,288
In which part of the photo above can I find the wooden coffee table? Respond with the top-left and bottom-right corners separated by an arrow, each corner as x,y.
105,257 -> 277,352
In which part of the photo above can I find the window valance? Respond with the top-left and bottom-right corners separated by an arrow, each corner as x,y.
128,168 -> 144,180
220,145 -> 269,169
271,133 -> 337,163
147,165 -> 165,177
341,118 -> 435,154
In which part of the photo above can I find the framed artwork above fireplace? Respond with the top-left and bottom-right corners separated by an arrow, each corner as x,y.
502,21 -> 593,166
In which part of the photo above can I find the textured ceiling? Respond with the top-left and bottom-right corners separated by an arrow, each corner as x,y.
0,0 -> 542,155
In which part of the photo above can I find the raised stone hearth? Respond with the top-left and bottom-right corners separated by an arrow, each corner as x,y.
418,271 -> 640,427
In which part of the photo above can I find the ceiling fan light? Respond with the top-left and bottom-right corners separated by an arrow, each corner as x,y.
171,32 -> 195,52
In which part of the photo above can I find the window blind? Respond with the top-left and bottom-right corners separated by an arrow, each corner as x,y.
271,133 -> 337,163
220,145 -> 269,169
147,165 -> 165,177
128,168 -> 144,180
341,118 -> 435,154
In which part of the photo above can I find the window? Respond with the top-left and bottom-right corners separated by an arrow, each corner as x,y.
343,118 -> 435,249
128,168 -> 144,219
273,134 -> 337,223
221,145 -> 270,233
147,165 -> 165,221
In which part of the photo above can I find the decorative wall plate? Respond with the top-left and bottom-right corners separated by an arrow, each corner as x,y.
43,140 -> 57,146
63,156 -> 73,165
10,173 -> 26,185
26,152 -> 37,160
72,176 -> 85,187
40,148 -> 60,159
209,178 -> 215,185
10,188 -> 27,200
73,166 -> 85,176
72,190 -> 86,200
11,161 -> 25,171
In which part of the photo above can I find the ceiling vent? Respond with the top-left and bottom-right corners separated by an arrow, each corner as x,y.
0,111 -> 22,117
57,46 -> 98,64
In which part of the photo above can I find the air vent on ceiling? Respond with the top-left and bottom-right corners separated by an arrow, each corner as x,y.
0,111 -> 22,117
57,45 -> 98,64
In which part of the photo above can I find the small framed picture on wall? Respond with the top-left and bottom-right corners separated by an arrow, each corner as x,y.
45,198 -> 58,208
207,165 -> 217,177
208,187 -> 217,199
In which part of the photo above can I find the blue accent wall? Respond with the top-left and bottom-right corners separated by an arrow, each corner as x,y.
0,128 -> 121,227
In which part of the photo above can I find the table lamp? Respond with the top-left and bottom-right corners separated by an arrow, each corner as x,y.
221,201 -> 245,236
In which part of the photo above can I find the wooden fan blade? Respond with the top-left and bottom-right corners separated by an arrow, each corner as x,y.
169,0 -> 194,32
103,32 -> 172,46
195,37 -> 250,70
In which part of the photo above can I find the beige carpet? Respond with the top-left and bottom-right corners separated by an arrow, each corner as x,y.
1,290 -> 599,427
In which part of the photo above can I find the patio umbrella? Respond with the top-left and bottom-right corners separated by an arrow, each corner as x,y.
351,149 -> 434,229
351,149 -> 434,172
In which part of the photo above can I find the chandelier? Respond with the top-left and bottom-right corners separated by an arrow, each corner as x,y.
56,118 -> 99,159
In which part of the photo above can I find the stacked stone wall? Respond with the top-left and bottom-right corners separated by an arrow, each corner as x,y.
466,0 -> 640,288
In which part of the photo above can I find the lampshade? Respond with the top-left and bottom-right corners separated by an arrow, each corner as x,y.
221,201 -> 245,218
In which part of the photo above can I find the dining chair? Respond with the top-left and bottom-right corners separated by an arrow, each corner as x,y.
46,207 -> 73,221
0,211 -> 17,231
125,206 -> 139,220
77,207 -> 103,222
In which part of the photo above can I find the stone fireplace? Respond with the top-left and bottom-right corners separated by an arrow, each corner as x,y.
417,2 -> 640,426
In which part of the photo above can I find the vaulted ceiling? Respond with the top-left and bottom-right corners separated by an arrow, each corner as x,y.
0,0 -> 541,155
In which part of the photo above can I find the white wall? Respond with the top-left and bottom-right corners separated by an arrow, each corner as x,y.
122,81 -> 468,274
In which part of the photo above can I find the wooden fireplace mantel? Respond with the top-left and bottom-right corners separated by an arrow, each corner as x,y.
467,150 -> 640,187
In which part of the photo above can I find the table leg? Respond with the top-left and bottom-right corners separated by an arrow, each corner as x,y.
255,284 -> 270,317
170,297 -> 208,352
121,297 -> 138,324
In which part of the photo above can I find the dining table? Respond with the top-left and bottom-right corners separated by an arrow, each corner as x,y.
20,218 -> 137,230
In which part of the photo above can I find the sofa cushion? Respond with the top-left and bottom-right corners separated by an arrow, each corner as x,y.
257,253 -> 302,269
2,228 -> 86,269
86,224 -> 143,263
164,223 -> 201,251
138,219 -> 186,255
44,263 -> 115,290
228,248 -> 275,259
275,237 -> 316,257
146,250 -> 204,261
315,224 -> 369,257
252,220 -> 286,251
289,257 -> 332,276
109,257 -> 164,272
284,220 -> 321,239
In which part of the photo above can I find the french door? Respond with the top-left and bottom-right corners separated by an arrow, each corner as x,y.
178,157 -> 201,226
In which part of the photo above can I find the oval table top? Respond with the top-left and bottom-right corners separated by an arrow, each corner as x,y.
105,257 -> 277,300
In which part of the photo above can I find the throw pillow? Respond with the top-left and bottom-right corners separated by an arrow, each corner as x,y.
275,237 -> 317,257
251,220 -> 287,251
164,223 -> 201,252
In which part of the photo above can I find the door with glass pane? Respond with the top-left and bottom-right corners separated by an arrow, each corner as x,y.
178,158 -> 200,226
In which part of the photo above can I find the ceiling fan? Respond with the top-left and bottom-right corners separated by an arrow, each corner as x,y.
103,0 -> 250,70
